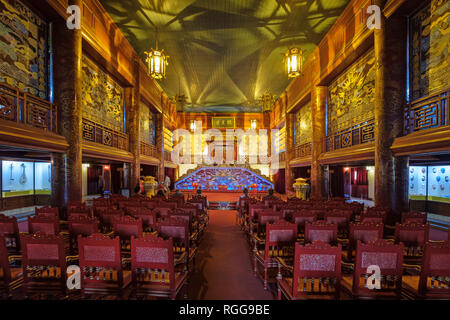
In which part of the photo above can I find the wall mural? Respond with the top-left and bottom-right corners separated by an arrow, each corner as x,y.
139,102 -> 155,145
294,102 -> 312,146
410,0 -> 449,101
82,56 -> 124,132
0,0 -> 47,99
327,50 -> 375,134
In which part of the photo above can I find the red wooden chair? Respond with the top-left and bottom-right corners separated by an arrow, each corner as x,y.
402,241 -> 450,299
292,210 -> 318,235
113,216 -> 143,250
0,235 -> 23,298
127,207 -> 158,232
252,211 -> 283,239
130,234 -> 188,299
401,211 -> 427,224
394,222 -> 429,265
253,220 -> 297,289
341,239 -> 404,299
78,233 -> 131,298
68,216 -> 99,252
68,206 -> 92,219
0,215 -> 20,253
347,222 -> 384,261
324,210 -> 351,238
154,204 -> 176,219
97,209 -> 124,232
157,218 -> 196,272
359,211 -> 386,224
93,198 -> 110,207
304,221 -> 338,245
21,233 -> 67,298
35,206 -> 59,220
277,241 -> 342,300
28,216 -> 60,235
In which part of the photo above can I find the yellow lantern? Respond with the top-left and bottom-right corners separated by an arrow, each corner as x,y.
284,47 -> 303,78
145,42 -> 169,80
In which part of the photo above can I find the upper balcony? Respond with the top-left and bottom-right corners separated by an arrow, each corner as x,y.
0,83 -> 67,153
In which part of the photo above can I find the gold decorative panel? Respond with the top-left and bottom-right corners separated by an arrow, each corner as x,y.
410,0 -> 449,101
327,50 -> 375,134
81,56 -> 124,132
294,101 -> 312,146
0,0 -> 48,99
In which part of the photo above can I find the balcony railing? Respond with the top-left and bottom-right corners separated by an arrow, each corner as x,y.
325,119 -> 375,152
404,89 -> 450,134
140,142 -> 158,157
0,82 -> 57,132
292,142 -> 312,158
82,118 -> 129,151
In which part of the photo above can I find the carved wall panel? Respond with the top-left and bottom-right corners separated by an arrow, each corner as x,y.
410,0 -> 449,101
0,0 -> 47,99
81,56 -> 124,132
294,101 -> 312,146
327,50 -> 375,134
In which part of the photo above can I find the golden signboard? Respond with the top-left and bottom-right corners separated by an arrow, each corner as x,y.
212,117 -> 235,128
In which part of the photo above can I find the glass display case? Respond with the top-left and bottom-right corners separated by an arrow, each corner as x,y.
1,160 -> 52,198
409,165 -> 450,203
35,162 -> 51,195
2,160 -> 34,197
427,165 -> 450,203
408,166 -> 427,200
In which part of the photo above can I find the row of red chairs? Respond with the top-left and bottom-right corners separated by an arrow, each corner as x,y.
250,219 -> 450,300
0,232 -> 189,299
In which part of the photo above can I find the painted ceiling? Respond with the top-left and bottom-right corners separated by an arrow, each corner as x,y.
100,0 -> 351,112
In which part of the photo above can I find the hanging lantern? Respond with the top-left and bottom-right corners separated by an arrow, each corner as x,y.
145,41 -> 169,80
284,47 -> 303,78
173,94 -> 186,112
258,92 -> 276,113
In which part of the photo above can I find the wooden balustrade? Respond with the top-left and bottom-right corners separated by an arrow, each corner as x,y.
404,89 -> 450,134
82,118 -> 129,151
325,119 -> 375,152
292,142 -> 312,158
0,82 -> 57,132
140,142 -> 157,157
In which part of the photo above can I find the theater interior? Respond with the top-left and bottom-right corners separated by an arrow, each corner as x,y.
0,0 -> 449,303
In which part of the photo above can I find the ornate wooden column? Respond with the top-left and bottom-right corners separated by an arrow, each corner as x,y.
311,86 -> 327,200
374,1 -> 408,220
155,112 -> 165,183
52,0 -> 82,205
126,59 -> 141,191
285,112 -> 295,195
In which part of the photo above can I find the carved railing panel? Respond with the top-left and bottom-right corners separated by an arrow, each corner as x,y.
404,89 -> 449,134
0,83 -> 57,132
325,119 -> 375,152
292,142 -> 312,158
140,142 -> 157,157
82,118 -> 129,151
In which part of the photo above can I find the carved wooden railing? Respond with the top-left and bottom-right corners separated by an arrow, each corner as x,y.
325,119 -> 375,152
292,142 -> 312,158
404,89 -> 450,134
140,142 -> 157,157
0,82 -> 57,132
82,118 -> 129,151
